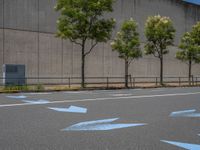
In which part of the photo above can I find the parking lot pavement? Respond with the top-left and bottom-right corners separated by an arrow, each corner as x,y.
0,87 -> 200,150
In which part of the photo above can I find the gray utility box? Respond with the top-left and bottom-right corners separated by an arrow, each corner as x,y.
3,64 -> 26,86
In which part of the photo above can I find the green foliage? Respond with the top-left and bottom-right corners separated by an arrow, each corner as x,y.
176,22 -> 200,85
144,15 -> 175,85
111,18 -> 142,88
144,15 -> 175,58
55,0 -> 115,88
35,84 -> 44,92
177,22 -> 200,63
3,85 -> 29,91
176,31 -> 200,63
111,18 -> 142,62
191,22 -> 200,45
55,0 -> 115,46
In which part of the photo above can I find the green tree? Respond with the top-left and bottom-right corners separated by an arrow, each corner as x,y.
55,0 -> 115,88
144,15 -> 175,85
191,22 -> 200,45
111,18 -> 142,88
176,23 -> 200,85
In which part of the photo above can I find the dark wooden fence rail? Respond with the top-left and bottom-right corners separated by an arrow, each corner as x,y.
0,76 -> 199,88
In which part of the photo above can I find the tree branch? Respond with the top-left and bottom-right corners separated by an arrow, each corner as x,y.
152,41 -> 161,58
128,58 -> 134,66
84,41 -> 98,56
155,44 -> 161,58
69,38 -> 82,46
88,15 -> 97,33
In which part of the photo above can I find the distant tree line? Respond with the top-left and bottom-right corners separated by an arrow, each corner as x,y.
55,0 -> 200,88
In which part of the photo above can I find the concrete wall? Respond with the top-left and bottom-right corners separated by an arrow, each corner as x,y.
4,0 -> 38,31
2,0 -> 58,32
0,0 -> 200,84
3,29 -> 38,77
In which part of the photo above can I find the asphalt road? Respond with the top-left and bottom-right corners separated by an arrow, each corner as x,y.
0,87 -> 200,150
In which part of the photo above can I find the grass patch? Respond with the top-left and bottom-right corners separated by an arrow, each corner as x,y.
34,84 -> 45,92
2,85 -> 30,93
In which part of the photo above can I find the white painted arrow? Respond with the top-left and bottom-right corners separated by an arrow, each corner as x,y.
48,106 -> 87,113
161,140 -> 200,150
170,109 -> 200,117
62,118 -> 147,131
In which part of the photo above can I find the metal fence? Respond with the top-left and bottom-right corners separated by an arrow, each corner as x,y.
0,76 -> 200,88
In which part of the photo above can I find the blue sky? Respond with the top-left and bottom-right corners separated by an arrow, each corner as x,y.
183,0 -> 200,5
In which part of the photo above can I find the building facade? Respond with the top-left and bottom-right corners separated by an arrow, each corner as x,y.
0,0 -> 200,84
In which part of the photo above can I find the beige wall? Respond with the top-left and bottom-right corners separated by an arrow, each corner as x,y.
0,0 -> 200,84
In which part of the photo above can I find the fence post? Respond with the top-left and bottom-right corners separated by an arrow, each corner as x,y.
196,77 -> 198,86
129,75 -> 132,88
68,77 -> 71,88
179,77 -> 181,86
192,75 -> 194,86
132,77 -> 135,88
106,77 -> 109,89
156,77 -> 158,86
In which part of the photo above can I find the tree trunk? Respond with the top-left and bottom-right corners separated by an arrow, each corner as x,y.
81,42 -> 85,88
125,59 -> 129,88
188,60 -> 192,86
160,56 -> 163,86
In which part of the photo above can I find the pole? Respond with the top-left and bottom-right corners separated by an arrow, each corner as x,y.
37,0 -> 40,84
2,0 -> 5,65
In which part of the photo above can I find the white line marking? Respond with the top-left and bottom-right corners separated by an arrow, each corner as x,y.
6,95 -> 27,99
151,89 -> 164,92
0,92 -> 200,108
24,92 -> 52,95
63,91 -> 92,94
112,94 -> 133,97
131,89 -> 143,91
